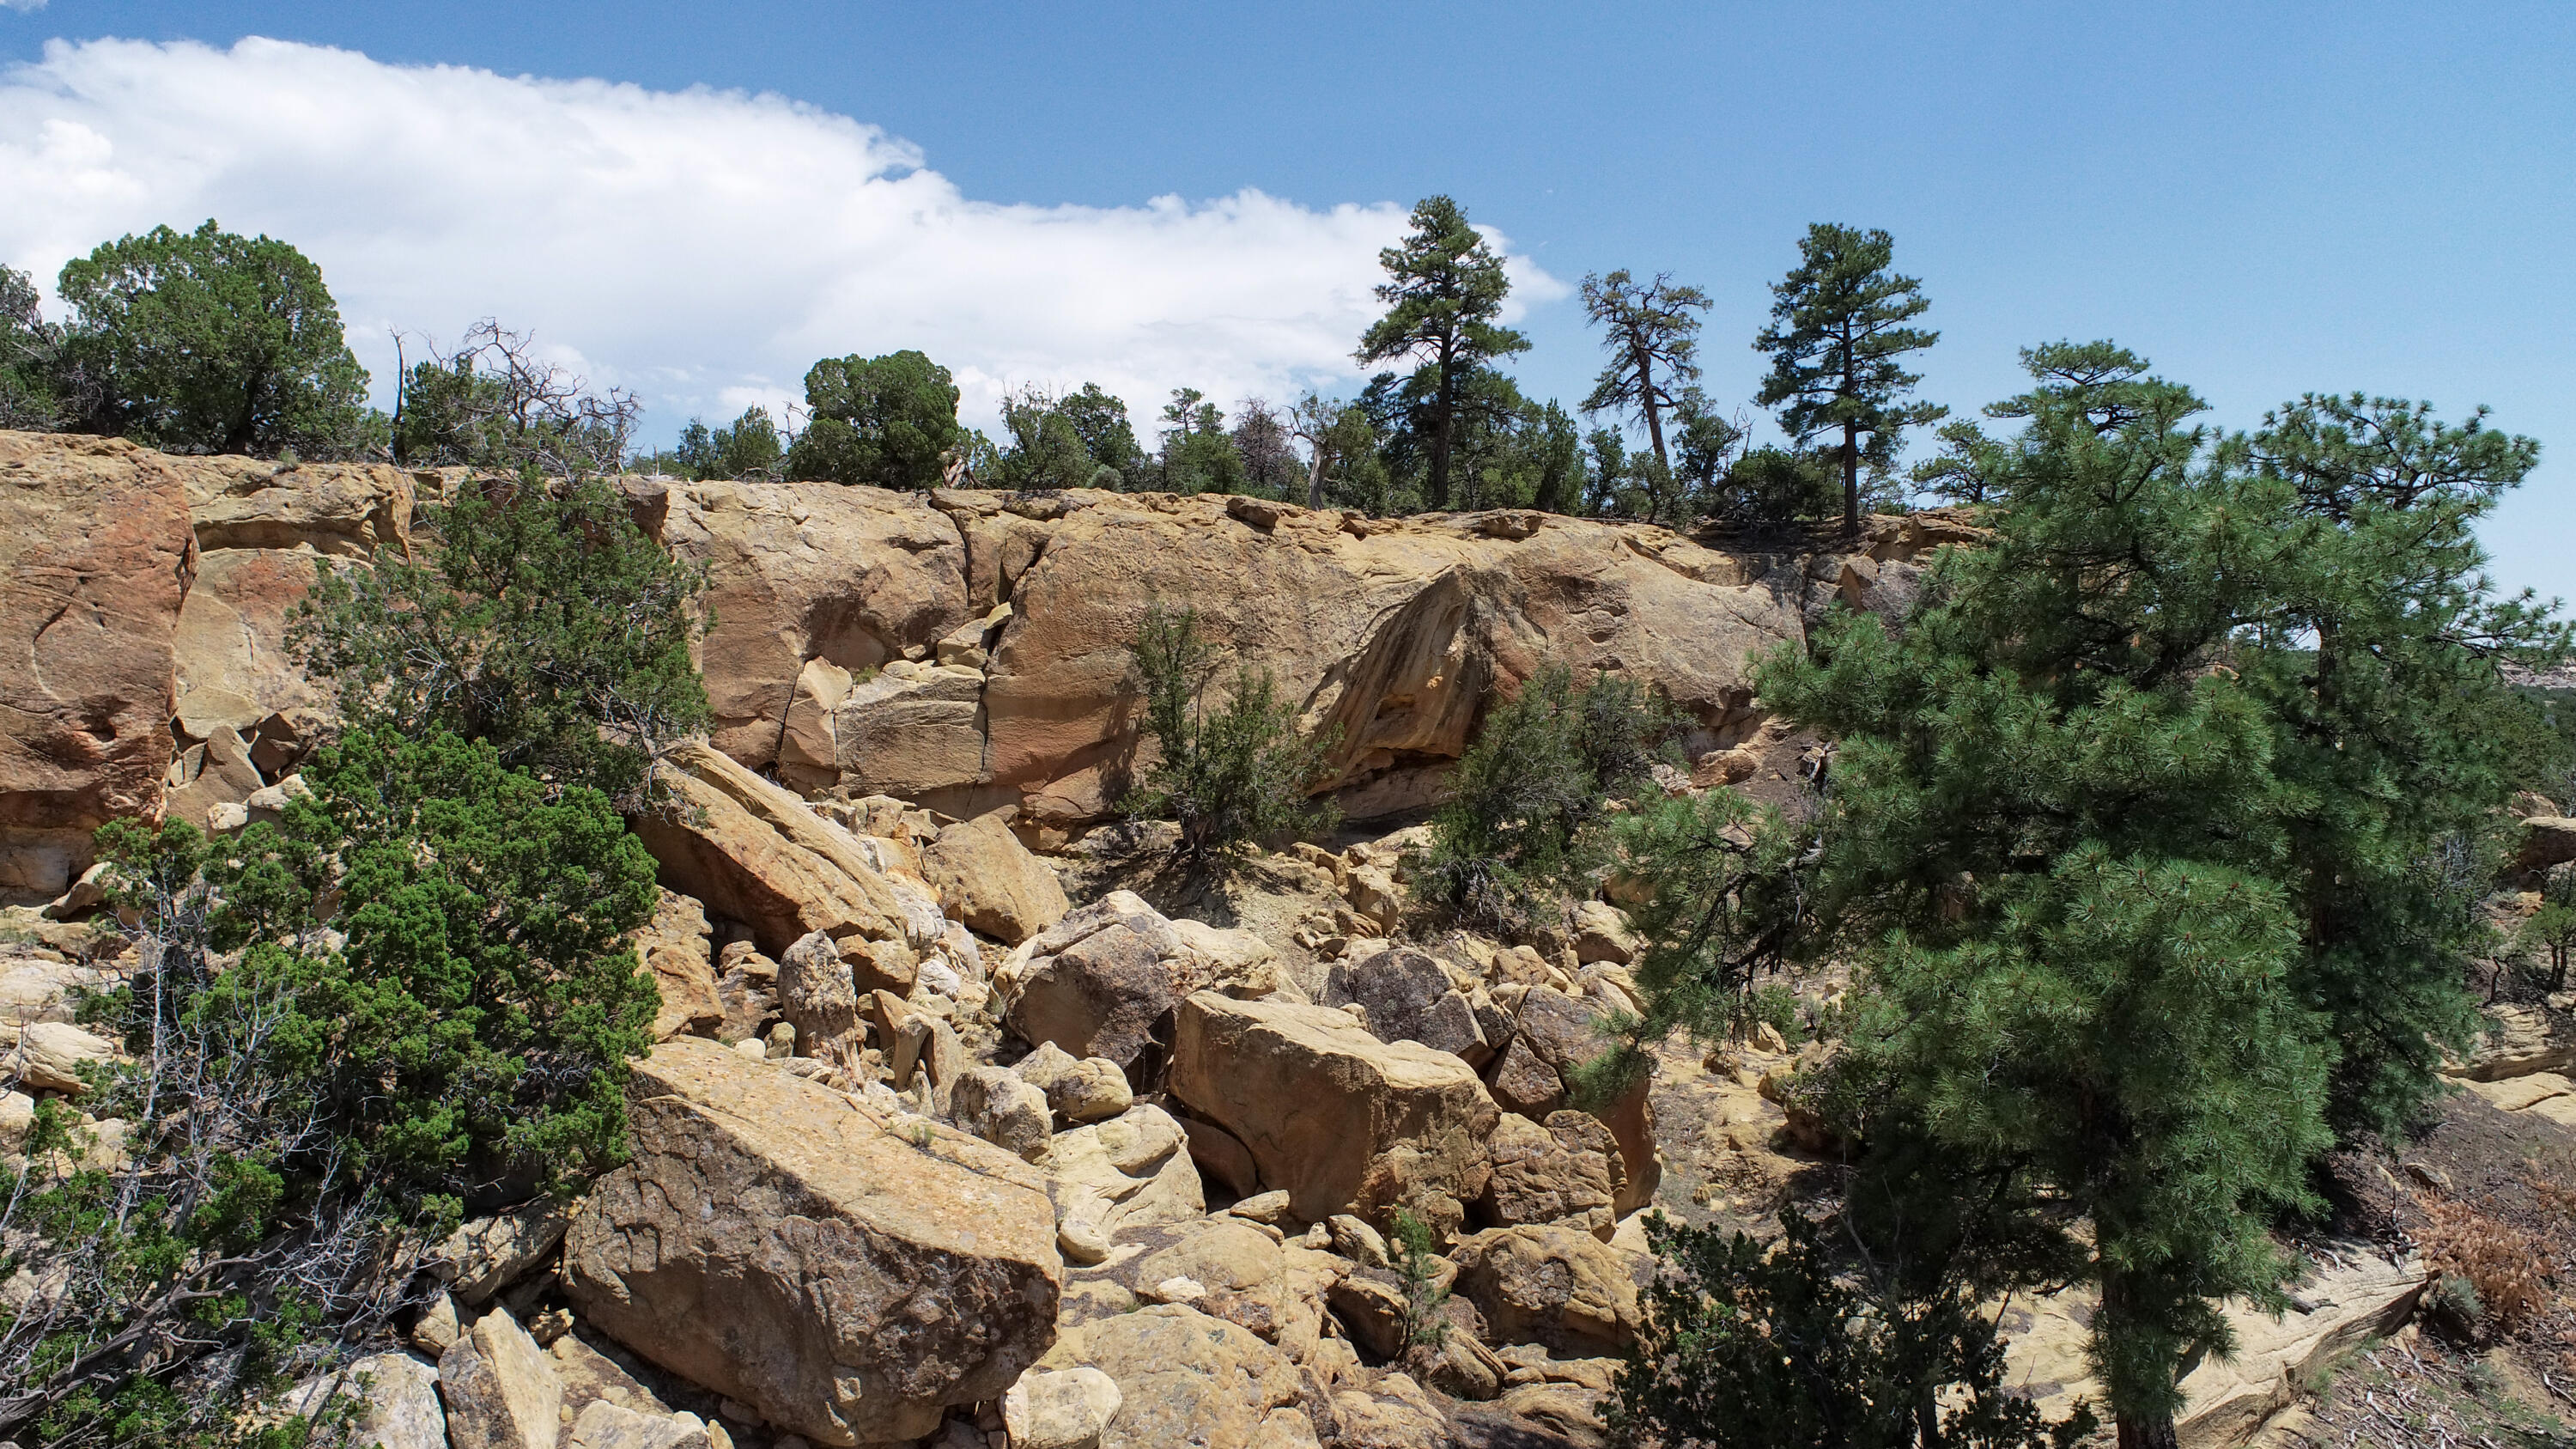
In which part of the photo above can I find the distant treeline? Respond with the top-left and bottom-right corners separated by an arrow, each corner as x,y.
2,203 -> 1969,531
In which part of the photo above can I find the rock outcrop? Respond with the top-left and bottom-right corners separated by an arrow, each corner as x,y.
564,1037 -> 1060,1446
0,435 -> 196,898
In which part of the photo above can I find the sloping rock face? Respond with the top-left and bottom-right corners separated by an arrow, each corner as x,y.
0,434 -> 196,898
618,477 -> 1954,829
564,1036 -> 1061,1446
629,740 -> 915,960
971,494 -> 1817,827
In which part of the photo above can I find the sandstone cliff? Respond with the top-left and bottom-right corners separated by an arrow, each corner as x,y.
0,429 -> 1963,899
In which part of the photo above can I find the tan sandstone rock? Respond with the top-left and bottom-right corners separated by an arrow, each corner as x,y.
439,1306 -> 565,1449
0,432 -> 193,898
633,478 -> 972,771
629,740 -> 913,962
1170,993 -> 1499,1231
634,890 -> 723,1041
1452,1224 -> 1643,1357
564,1037 -> 1060,1446
834,661 -> 992,802
284,1351 -> 446,1449
1048,1103 -> 1206,1245
920,811 -> 1067,946
1002,1365 -> 1124,1449
1036,1304 -> 1318,1449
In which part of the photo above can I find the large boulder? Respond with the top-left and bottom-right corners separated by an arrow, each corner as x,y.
1048,1103 -> 1206,1248
629,740 -> 914,962
0,432 -> 194,899
630,478 -> 974,772
2517,817 -> 2576,874
999,892 -> 1199,1081
1452,1225 -> 1643,1356
633,890 -> 722,1042
1036,1304 -> 1319,1449
1477,1111 -> 1622,1238
283,1351 -> 445,1449
563,1037 -> 1060,1446
1503,985 -> 1658,1213
921,812 -> 1068,946
1170,993 -> 1499,1231
779,928 -> 866,1070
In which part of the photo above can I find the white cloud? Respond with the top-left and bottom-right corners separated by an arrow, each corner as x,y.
0,2 -> 48,14
0,36 -> 1564,440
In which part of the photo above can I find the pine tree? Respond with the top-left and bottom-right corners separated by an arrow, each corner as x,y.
1356,197 -> 1530,511
1731,347 -> 2570,1446
1580,269 -> 1711,475
1753,224 -> 1946,534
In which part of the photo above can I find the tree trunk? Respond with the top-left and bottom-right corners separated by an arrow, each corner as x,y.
1843,418 -> 1860,535
2099,1269 -> 2184,1449
1304,445 -> 1327,510
1637,343 -> 1668,472
1428,349 -> 1455,512
2117,1416 -> 2182,1449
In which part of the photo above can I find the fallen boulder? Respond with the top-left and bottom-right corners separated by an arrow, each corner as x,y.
921,811 -> 1068,946
1170,992 -> 1498,1232
633,890 -> 723,1042
439,1306 -> 563,1449
564,1036 -> 1060,1446
629,740 -> 914,964
1000,892 -> 1200,1081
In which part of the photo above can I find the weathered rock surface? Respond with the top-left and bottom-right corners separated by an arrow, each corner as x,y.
0,433 -> 194,898
564,1036 -> 1060,1446
629,478 -> 973,770
434,1196 -> 571,1306
2001,1243 -> 2426,1448
634,890 -> 723,1042
1321,948 -> 1487,1061
629,740 -> 913,962
1003,1365 -> 1124,1449
999,892 -> 1198,1080
439,1306 -> 564,1449
920,811 -> 1067,945
1036,1303 -> 1318,1449
3,1020 -> 117,1093
2516,815 -> 2576,874
2445,1002 -> 2573,1081
1012,1041 -> 1134,1125
1048,1103 -> 1206,1244
1451,1225 -> 1643,1357
951,1063 -> 1054,1161
833,661 -> 991,802
284,1351 -> 445,1449
1170,992 -> 1499,1230
1478,1111 -> 1622,1238
779,927 -> 866,1071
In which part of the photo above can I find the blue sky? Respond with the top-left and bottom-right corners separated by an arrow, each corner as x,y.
3,1 -> 2570,603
